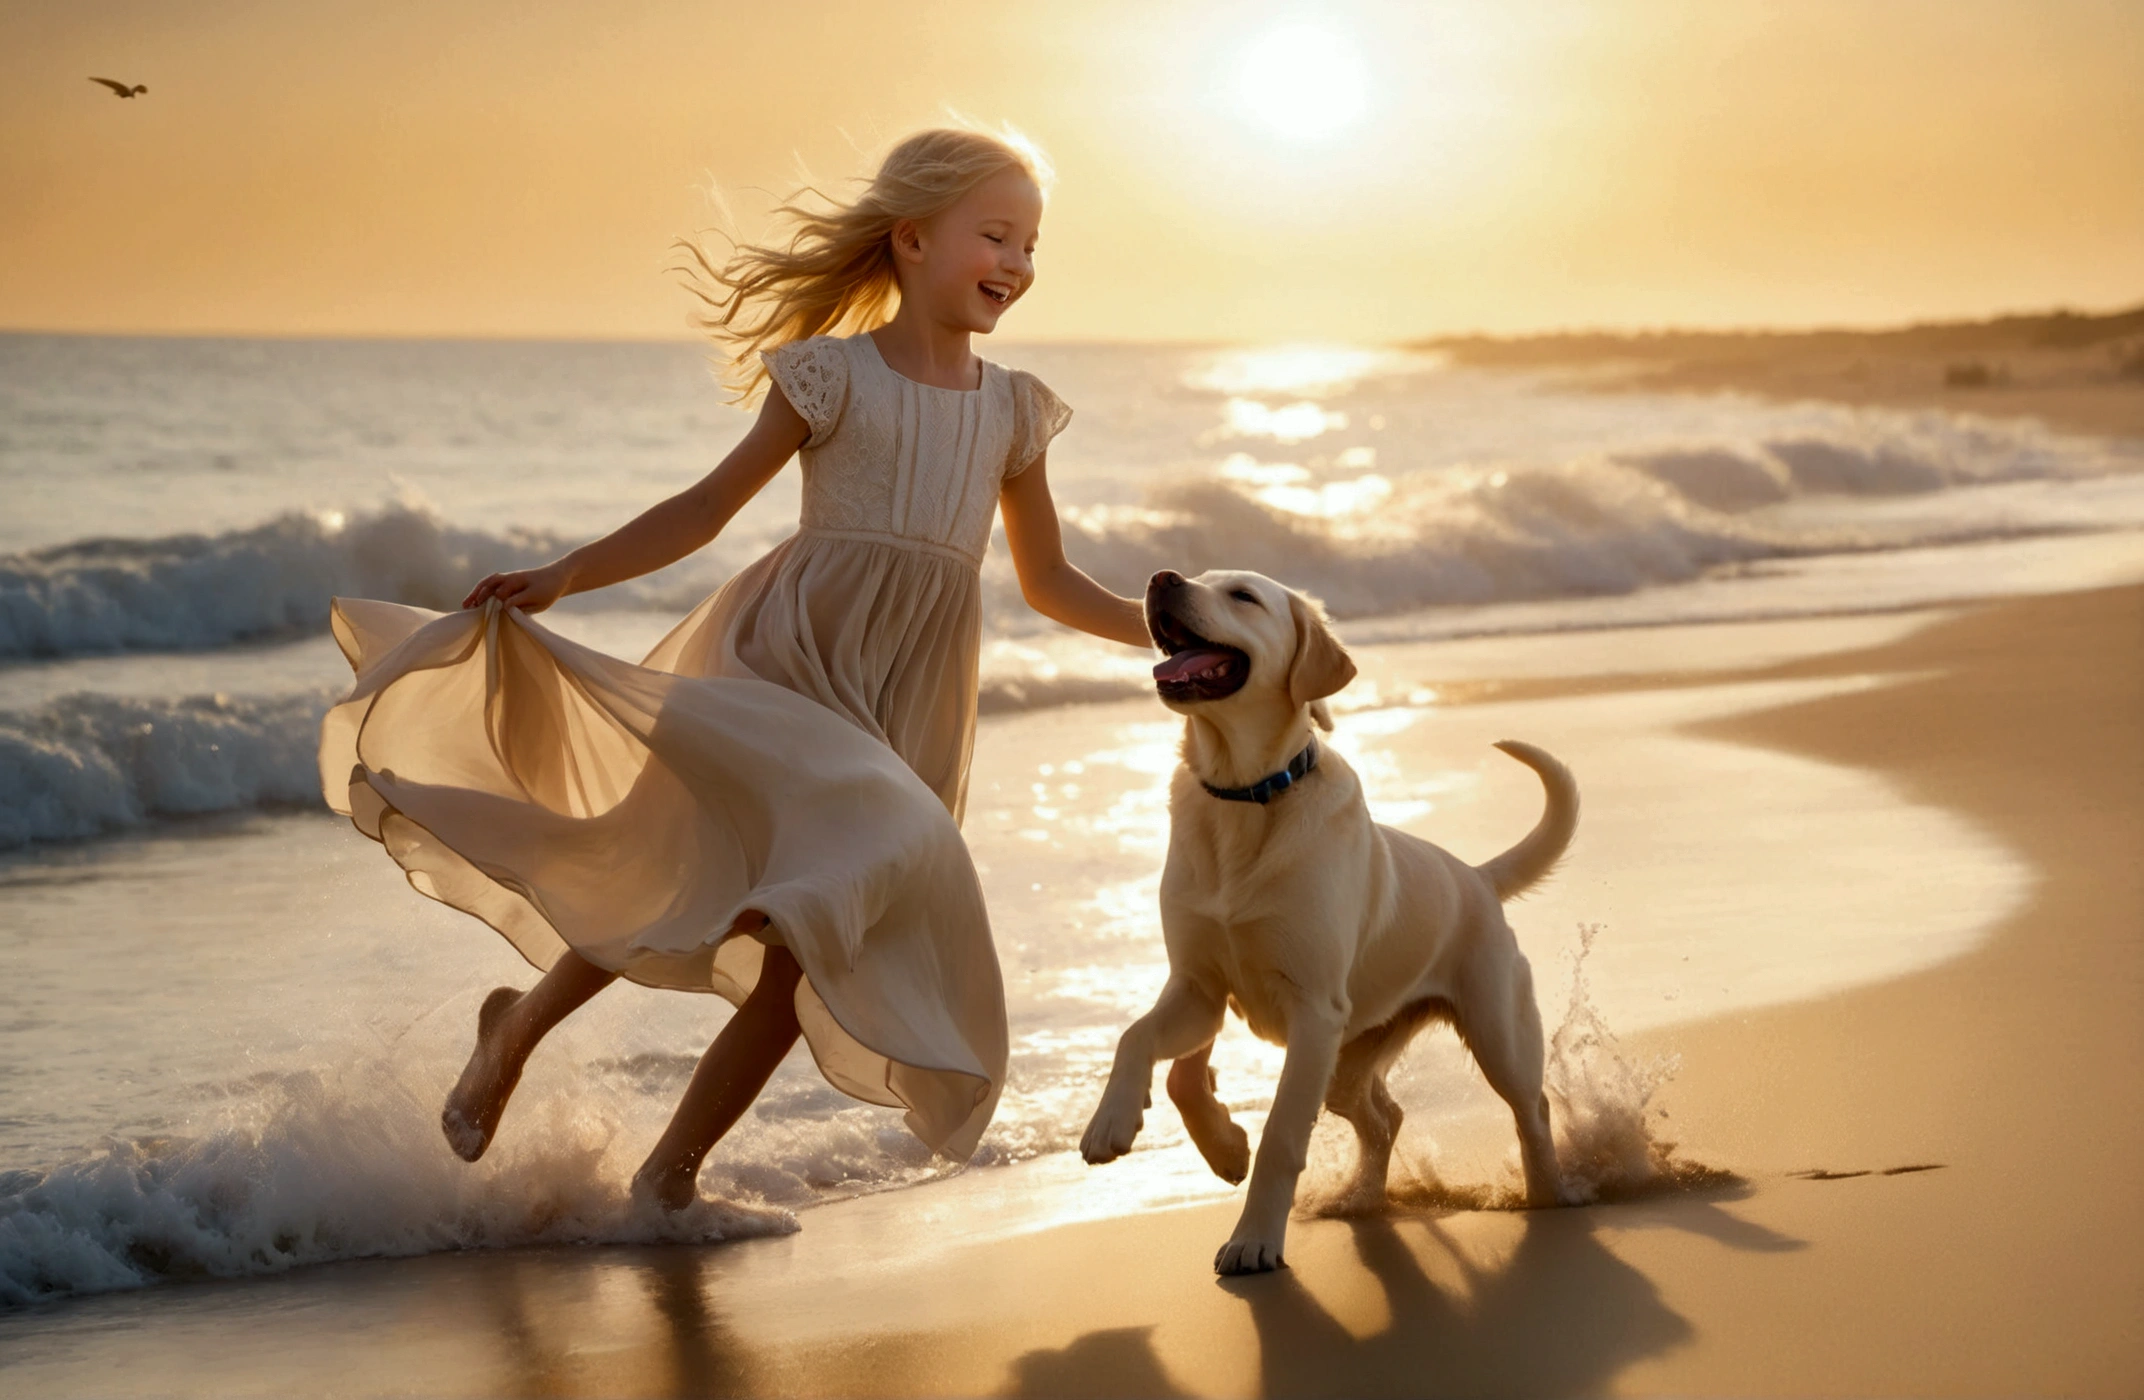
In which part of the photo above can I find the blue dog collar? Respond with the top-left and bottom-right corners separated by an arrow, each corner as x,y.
1202,736 -> 1320,805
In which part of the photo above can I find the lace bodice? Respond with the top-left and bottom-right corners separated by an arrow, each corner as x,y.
761,333 -> 1071,567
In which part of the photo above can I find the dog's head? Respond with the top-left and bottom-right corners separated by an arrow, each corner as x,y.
1145,569 -> 1356,729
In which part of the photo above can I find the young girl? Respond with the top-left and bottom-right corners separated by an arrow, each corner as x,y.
318,126 -> 1153,1211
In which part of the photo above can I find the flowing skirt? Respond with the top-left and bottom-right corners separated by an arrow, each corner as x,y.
317,533 -> 1006,1159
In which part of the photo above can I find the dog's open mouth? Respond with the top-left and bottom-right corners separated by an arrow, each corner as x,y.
1149,606 -> 1250,702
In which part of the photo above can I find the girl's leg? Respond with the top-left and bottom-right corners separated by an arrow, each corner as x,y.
632,941 -> 805,1211
442,950 -> 618,1161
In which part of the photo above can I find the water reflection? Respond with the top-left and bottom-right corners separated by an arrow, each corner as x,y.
1186,344 -> 1398,398
1218,397 -> 1349,443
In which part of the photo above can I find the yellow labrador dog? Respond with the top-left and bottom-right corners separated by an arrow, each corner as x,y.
1081,568 -> 1582,1274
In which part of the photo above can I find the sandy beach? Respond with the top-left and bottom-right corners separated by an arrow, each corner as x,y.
3,578 -> 2137,1397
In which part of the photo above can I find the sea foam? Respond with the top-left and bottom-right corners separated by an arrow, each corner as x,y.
0,1028 -> 1087,1307
0,1063 -> 795,1307
7,410 -> 2131,664
0,690 -> 334,848
0,502 -> 564,659
1029,414 -> 2128,625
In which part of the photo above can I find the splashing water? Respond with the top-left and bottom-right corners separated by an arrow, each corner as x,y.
1544,923 -> 1728,1203
0,1057 -> 795,1308
1316,923 -> 1732,1215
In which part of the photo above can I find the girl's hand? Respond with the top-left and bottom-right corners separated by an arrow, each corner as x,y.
1000,453 -> 1154,650
452,389 -> 805,615
463,562 -> 572,613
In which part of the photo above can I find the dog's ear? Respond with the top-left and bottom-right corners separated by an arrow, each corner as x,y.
1287,591 -> 1356,709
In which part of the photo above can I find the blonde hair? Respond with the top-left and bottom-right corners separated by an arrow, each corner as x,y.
676,125 -> 1053,402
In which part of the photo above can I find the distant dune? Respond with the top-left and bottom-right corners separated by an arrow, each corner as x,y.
1416,305 -> 2144,440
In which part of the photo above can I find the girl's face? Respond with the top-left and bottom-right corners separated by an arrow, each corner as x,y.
897,167 -> 1043,334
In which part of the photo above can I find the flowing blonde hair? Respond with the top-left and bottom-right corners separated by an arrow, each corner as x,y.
675,124 -> 1053,402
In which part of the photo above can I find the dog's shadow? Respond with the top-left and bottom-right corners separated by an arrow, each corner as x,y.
1002,1192 -> 1799,1399
1223,1211 -> 1692,1399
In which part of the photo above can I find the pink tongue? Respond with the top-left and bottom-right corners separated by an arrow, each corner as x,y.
1154,648 -> 1234,683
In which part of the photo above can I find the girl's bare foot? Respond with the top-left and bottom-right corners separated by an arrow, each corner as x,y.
630,1158 -> 699,1213
442,986 -> 524,1161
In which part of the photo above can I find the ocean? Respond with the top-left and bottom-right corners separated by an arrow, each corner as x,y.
3,331 -> 2141,1306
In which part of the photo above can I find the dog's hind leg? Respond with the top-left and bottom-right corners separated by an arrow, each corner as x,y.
1323,1044 -> 1396,1212
1167,1044 -> 1250,1185
1324,1012 -> 1430,1212
1462,949 -> 1576,1207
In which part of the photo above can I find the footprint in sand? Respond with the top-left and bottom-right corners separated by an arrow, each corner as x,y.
1790,1163 -> 1947,1181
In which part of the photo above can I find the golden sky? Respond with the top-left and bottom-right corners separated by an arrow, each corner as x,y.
4,0 -> 2140,341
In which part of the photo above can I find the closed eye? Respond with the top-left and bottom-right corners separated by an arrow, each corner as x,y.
1229,588 -> 1262,607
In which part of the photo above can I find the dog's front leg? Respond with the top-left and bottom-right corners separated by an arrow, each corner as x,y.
1215,1003 -> 1345,1276
1082,977 -> 1225,1166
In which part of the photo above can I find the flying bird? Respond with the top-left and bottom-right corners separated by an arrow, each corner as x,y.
89,77 -> 148,98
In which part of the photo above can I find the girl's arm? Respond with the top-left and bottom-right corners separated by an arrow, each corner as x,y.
464,387 -> 812,612
999,453 -> 1154,650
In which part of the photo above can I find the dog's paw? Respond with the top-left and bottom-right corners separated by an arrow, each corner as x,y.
1526,1175 -> 1590,1209
1080,1093 -> 1144,1165
1214,1235 -> 1287,1276
1188,1118 -> 1251,1185
1333,1173 -> 1389,1216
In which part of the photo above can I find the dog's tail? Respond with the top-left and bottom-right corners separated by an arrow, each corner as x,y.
1479,741 -> 1579,900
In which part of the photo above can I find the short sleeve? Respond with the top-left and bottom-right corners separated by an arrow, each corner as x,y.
761,336 -> 851,449
1005,370 -> 1073,479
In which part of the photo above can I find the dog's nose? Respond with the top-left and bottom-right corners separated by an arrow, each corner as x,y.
1150,570 -> 1185,591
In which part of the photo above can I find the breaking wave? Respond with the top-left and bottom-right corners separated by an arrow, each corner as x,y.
0,690 -> 334,848
0,502 -> 571,659
4,412 -> 2133,662
1041,416 -> 2130,621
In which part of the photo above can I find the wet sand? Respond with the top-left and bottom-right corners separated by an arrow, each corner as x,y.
2,586 -> 2139,1396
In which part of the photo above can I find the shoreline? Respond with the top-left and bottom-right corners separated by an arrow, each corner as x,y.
3,583 -> 2138,1395
1423,311 -> 2144,442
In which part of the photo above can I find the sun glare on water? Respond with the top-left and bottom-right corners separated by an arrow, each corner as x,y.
1235,21 -> 1371,141
1187,344 -> 1389,397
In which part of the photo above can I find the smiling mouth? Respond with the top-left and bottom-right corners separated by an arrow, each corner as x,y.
1148,604 -> 1250,702
980,283 -> 1013,306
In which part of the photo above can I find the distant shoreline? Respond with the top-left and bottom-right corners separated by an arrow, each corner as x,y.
1416,304 -> 2144,441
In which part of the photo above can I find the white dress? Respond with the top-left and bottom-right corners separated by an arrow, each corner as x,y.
317,332 -> 1072,1161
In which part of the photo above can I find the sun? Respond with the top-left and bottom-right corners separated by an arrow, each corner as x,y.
1235,21 -> 1371,142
